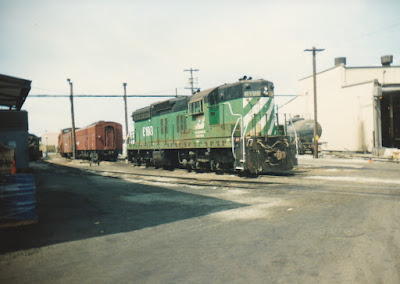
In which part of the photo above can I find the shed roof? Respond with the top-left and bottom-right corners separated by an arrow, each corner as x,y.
0,74 -> 31,110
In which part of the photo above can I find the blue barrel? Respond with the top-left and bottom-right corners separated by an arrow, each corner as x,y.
0,174 -> 37,221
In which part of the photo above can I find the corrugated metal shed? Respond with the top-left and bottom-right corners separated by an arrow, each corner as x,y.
0,74 -> 31,110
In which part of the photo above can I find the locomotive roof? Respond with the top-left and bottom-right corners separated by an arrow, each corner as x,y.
131,79 -> 272,117
131,105 -> 151,114
188,87 -> 218,103
131,96 -> 188,121
132,96 -> 187,114
218,79 -> 271,90
152,96 -> 187,107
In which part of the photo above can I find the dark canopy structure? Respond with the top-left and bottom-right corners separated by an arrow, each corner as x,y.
0,74 -> 31,110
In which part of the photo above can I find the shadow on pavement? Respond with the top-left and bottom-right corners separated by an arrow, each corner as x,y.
0,161 -> 246,254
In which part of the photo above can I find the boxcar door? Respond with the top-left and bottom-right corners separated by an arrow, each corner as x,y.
105,126 -> 115,148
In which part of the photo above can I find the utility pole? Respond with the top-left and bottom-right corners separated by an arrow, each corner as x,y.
67,78 -> 76,159
304,47 -> 324,158
184,68 -> 199,94
123,83 -> 129,147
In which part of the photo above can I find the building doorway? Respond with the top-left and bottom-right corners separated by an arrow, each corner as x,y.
380,91 -> 400,148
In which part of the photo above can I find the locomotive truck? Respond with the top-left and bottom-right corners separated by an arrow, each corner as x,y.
127,78 -> 297,174
58,121 -> 123,162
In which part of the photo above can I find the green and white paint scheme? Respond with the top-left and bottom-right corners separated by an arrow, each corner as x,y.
127,79 -> 296,173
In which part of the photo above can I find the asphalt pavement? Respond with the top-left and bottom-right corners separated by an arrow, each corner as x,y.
1,155 -> 400,283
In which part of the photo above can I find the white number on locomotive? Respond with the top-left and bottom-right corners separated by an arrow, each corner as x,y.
142,126 -> 153,137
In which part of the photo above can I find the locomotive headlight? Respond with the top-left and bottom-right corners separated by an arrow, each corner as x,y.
235,137 -> 240,143
262,86 -> 269,96
263,85 -> 274,97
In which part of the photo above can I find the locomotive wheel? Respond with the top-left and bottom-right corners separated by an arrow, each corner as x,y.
134,159 -> 141,167
210,160 -> 216,171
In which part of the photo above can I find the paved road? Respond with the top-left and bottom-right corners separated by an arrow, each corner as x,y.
1,156 -> 400,283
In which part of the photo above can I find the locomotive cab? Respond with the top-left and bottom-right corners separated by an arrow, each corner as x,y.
216,79 -> 295,173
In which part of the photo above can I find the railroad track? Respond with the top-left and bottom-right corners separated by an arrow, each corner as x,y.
82,167 -> 284,189
82,165 -> 400,198
41,160 -> 400,198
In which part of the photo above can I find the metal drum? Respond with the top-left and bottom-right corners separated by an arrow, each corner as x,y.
0,174 -> 37,221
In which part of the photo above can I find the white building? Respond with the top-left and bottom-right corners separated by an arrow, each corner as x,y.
40,132 -> 59,153
280,55 -> 400,154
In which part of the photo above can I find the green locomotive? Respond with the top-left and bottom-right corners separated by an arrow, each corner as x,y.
127,78 -> 297,174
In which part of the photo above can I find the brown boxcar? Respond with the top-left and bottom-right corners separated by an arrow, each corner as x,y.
58,121 -> 123,162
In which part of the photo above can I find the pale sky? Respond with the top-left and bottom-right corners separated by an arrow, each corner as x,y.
1,0 -> 399,136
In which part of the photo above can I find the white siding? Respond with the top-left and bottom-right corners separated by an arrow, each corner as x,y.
335,82 -> 375,151
41,132 -> 59,147
345,67 -> 400,86
280,64 -> 400,152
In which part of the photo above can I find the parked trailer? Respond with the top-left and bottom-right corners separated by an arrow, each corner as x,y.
58,121 -> 123,162
287,116 -> 322,154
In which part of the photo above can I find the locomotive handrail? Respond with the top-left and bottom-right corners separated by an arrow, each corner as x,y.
222,102 -> 246,164
231,117 -> 241,159
241,122 -> 250,162
288,116 -> 299,156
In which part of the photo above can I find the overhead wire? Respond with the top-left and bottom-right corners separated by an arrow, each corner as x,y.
29,94 -> 179,98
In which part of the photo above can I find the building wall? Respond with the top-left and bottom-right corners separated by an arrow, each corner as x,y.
0,111 -> 29,169
337,82 -> 375,151
40,132 -> 59,152
280,64 -> 400,152
345,67 -> 400,86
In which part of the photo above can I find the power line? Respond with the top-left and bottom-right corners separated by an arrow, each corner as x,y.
304,46 -> 325,159
29,94 -> 180,98
67,78 -> 77,159
30,87 -> 182,96
29,93 -> 294,98
358,21 -> 400,39
342,20 -> 400,45
184,68 -> 199,94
